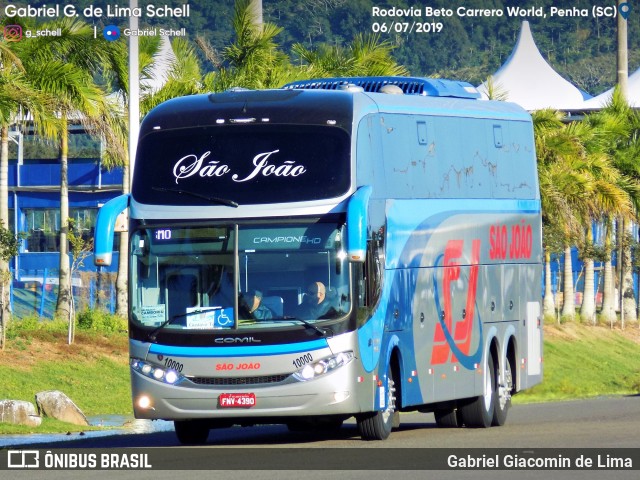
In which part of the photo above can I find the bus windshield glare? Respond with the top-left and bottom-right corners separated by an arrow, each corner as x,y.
130,223 -> 351,332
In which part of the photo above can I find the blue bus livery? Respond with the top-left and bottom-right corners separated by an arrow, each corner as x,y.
95,76 -> 543,443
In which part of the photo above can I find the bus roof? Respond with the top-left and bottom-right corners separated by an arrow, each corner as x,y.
140,83 -> 531,138
283,76 -> 481,99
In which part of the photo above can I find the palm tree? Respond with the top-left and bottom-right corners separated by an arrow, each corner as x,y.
15,18 -> 127,320
536,103 -> 639,324
534,110 -> 589,320
586,88 -> 640,325
291,33 -> 409,78
0,39 -> 59,344
577,151 -> 632,323
201,0 -> 297,92
140,37 -> 203,114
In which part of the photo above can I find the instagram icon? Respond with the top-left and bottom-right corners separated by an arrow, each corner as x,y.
3,25 -> 23,42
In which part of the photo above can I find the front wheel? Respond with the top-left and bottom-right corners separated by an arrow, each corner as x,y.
459,350 -> 496,428
174,420 -> 209,445
357,366 -> 398,440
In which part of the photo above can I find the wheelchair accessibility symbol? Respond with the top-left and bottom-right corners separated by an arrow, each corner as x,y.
186,307 -> 234,329
215,309 -> 233,327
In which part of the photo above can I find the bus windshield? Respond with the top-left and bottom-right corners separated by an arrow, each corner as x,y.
130,223 -> 351,332
132,124 -> 351,206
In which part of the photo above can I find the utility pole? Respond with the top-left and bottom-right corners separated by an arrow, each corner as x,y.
617,1 -> 629,99
617,0 -> 630,328
129,0 -> 140,185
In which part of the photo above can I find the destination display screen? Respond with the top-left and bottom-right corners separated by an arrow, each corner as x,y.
132,124 -> 351,206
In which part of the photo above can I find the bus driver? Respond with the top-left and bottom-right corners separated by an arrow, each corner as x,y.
295,281 -> 333,319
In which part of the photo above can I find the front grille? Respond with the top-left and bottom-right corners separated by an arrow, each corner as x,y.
187,374 -> 290,386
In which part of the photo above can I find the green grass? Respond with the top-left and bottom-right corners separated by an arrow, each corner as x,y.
0,418 -> 111,435
515,323 -> 640,403
0,313 -> 131,435
5,353 -> 131,415
1,317 -> 639,435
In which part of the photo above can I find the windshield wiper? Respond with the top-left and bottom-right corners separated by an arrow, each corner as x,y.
152,187 -> 239,208
270,316 -> 330,337
147,307 -> 222,342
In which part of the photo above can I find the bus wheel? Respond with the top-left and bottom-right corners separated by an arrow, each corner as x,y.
493,354 -> 514,426
434,408 -> 461,428
174,420 -> 210,445
357,367 -> 397,440
459,351 -> 496,428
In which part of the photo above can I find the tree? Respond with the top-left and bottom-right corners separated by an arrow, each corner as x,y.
201,0 -> 297,92
67,218 -> 93,344
140,38 -> 204,114
533,110 -> 622,320
291,33 -> 408,78
0,30 -> 59,337
0,226 -> 21,349
14,18 -> 127,320
534,110 -> 585,320
586,88 -> 640,325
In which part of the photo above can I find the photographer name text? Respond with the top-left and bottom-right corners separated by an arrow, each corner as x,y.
4,4 -> 190,19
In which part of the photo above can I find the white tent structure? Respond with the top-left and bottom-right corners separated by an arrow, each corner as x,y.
583,67 -> 640,109
477,21 -> 590,111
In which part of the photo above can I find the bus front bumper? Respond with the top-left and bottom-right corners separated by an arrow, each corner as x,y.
130,359 -> 372,420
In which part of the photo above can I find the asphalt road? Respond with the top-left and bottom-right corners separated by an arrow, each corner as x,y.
3,395 -> 639,480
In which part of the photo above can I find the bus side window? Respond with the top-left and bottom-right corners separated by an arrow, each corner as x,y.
355,237 -> 383,326
365,238 -> 383,308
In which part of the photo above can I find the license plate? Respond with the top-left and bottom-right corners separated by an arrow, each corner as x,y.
218,393 -> 256,408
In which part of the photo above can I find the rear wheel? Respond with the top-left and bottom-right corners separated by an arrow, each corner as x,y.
434,408 -> 461,428
459,350 -> 496,428
357,365 -> 398,440
493,353 -> 514,426
174,420 -> 210,445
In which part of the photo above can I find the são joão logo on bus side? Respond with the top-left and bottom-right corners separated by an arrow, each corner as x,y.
431,239 -> 483,370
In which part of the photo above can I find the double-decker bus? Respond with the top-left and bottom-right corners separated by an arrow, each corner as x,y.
94,77 -> 543,444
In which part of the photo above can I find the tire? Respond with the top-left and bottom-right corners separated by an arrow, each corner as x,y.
459,350 -> 496,428
434,408 -> 461,428
492,353 -> 514,426
174,420 -> 210,445
357,365 -> 398,440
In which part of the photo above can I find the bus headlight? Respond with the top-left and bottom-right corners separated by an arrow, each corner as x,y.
131,358 -> 183,385
293,351 -> 355,381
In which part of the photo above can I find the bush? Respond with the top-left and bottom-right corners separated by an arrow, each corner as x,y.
76,309 -> 127,332
6,315 -> 67,339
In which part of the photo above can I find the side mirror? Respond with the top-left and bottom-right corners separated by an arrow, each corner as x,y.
346,186 -> 372,262
94,194 -> 130,267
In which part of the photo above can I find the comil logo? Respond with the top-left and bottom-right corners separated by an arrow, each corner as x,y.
7,450 -> 39,469
102,25 -> 121,41
3,25 -> 23,42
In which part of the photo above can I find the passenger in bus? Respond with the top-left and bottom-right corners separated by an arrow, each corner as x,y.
244,290 -> 274,320
295,281 -> 335,319
207,267 -> 235,308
